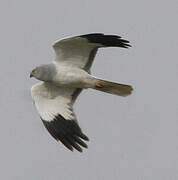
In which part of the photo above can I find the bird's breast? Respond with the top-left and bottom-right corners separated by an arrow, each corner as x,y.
52,66 -> 92,88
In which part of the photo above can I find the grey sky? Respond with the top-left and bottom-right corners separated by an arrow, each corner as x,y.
1,0 -> 178,179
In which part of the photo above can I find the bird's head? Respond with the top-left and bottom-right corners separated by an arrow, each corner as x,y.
30,64 -> 56,82
30,66 -> 47,81
30,67 -> 41,79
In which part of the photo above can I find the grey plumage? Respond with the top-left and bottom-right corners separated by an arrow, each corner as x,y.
31,64 -> 57,82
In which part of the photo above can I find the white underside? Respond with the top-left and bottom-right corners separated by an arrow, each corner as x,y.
31,64 -> 98,122
52,63 -> 96,88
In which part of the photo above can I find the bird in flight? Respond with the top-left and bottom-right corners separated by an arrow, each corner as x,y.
30,33 -> 133,152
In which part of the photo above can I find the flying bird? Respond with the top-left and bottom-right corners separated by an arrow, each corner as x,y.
30,33 -> 133,152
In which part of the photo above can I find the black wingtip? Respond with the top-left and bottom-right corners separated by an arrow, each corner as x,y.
41,115 -> 89,152
80,33 -> 131,49
73,135 -> 88,148
78,133 -> 89,141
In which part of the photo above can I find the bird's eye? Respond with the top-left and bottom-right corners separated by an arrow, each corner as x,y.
32,69 -> 37,73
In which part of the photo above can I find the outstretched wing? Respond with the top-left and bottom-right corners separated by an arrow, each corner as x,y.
53,33 -> 131,72
31,82 -> 88,152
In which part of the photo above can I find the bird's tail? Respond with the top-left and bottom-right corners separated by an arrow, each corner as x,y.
92,78 -> 133,96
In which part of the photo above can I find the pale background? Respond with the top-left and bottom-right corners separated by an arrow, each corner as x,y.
1,0 -> 178,179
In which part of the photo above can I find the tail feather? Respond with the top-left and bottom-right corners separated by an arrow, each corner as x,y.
93,79 -> 133,96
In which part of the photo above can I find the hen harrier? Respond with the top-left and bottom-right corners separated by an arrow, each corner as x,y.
30,33 -> 132,152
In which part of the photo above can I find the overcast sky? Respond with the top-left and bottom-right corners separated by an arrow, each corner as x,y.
1,0 -> 178,179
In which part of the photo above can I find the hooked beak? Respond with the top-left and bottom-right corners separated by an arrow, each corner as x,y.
30,72 -> 33,78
